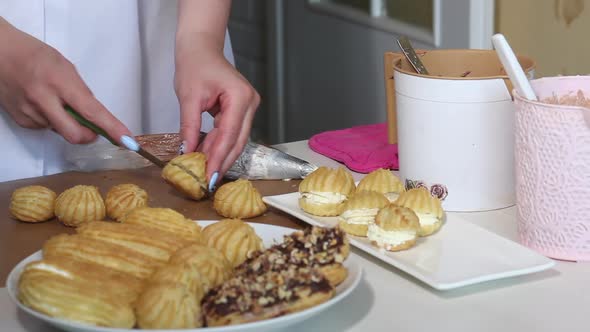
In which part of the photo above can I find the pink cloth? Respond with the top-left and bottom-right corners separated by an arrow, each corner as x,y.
308,123 -> 399,173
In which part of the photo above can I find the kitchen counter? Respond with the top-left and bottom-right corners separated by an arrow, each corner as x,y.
1,140 -> 589,332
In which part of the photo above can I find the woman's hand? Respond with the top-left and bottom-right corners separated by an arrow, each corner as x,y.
175,0 -> 260,185
0,18 -> 130,144
175,45 -> 260,184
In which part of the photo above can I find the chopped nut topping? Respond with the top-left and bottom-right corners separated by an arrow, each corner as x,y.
203,227 -> 347,319
258,297 -> 270,306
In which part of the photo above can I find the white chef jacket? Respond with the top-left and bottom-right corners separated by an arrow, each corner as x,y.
0,0 -> 234,182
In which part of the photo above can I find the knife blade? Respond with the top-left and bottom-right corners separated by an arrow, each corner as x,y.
397,36 -> 429,75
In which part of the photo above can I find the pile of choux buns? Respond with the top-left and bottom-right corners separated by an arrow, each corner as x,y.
9,152 -> 267,228
18,212 -> 349,328
298,167 -> 445,252
11,151 -> 354,329
9,183 -> 148,226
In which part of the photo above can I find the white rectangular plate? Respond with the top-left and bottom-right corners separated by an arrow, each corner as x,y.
263,192 -> 555,290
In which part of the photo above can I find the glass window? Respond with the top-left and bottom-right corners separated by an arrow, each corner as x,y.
385,0 -> 432,31
325,0 -> 371,13
312,0 -> 433,32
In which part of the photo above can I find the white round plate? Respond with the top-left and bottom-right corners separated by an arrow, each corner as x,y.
6,221 -> 362,332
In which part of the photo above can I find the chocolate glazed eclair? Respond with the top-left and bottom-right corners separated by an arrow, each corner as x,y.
202,265 -> 334,327
234,226 -> 350,287
202,226 -> 349,326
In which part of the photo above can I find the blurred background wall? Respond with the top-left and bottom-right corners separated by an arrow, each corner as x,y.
228,0 -> 589,145
495,0 -> 590,77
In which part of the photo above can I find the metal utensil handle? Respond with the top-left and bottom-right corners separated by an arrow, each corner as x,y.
397,36 -> 429,75
64,105 -> 118,145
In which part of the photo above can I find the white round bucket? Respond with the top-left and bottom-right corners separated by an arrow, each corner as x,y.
387,49 -> 535,212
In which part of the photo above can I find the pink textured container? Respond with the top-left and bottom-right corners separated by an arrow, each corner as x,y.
514,76 -> 590,261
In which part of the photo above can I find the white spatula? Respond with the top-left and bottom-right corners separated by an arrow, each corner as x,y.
492,34 -> 538,101
493,34 -> 590,128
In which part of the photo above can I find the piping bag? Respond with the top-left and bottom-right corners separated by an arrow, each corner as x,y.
225,141 -> 318,180
65,106 -> 317,180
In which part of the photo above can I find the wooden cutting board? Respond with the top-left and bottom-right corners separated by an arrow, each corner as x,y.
0,166 -> 305,285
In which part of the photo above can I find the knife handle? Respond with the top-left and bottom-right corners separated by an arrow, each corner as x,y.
64,105 -> 118,146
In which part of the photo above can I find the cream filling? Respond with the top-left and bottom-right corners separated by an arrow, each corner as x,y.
384,192 -> 400,202
340,208 -> 380,225
367,224 -> 416,248
415,212 -> 440,226
29,263 -> 73,279
301,192 -> 347,205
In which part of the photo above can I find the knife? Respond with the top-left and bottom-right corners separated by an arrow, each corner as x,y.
64,106 -> 167,168
396,36 -> 429,75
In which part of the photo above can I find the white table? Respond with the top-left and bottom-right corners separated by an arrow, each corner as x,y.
2,140 -> 589,332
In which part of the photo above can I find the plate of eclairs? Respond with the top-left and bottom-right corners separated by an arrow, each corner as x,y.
7,208 -> 361,332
